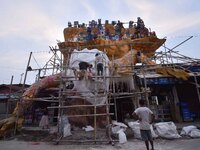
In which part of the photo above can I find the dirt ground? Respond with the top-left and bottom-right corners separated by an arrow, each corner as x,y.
1,135 -> 200,150
1,122 -> 200,150
8,126 -> 121,143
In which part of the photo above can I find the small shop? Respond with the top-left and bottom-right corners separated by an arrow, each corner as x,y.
136,73 -> 197,122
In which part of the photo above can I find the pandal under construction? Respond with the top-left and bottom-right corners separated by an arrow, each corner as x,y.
1,18 -> 200,144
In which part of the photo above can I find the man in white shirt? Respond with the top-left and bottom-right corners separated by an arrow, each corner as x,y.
132,99 -> 155,150
95,53 -> 104,76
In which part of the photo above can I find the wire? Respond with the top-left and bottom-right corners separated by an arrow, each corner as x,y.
32,50 -> 50,53
0,65 -> 25,71
32,54 -> 41,68
166,34 -> 200,39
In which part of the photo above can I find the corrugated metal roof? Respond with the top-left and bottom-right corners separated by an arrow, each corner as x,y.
136,73 -> 167,78
0,94 -> 20,100
0,94 -> 8,99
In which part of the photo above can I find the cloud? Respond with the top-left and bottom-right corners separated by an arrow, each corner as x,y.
123,0 -> 200,37
162,11 -> 200,36
0,1 -> 66,84
0,1 -> 63,44
79,0 -> 97,19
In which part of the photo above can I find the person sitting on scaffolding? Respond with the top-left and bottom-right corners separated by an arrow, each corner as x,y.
95,53 -> 104,76
78,61 -> 90,80
87,64 -> 95,79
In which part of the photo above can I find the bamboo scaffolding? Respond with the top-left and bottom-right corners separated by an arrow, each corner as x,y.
23,46 -> 152,144
19,34 -> 200,144
48,103 -> 114,109
58,113 -> 114,118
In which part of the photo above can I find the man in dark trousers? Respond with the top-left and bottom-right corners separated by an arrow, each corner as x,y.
95,53 -> 104,76
132,99 -> 155,150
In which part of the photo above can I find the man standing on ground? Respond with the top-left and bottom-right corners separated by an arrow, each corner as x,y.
132,99 -> 155,150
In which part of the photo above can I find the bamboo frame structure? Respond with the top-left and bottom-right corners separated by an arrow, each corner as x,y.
51,43 -> 153,144
16,44 -> 151,143
19,35 -> 200,144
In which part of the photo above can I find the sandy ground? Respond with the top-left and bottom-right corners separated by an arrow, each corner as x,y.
1,121 -> 200,150
1,138 -> 200,150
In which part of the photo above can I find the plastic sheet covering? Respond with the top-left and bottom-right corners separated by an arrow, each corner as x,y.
128,121 -> 141,139
73,80 -> 107,105
66,48 -> 110,105
154,122 -> 181,139
117,129 -> 127,144
111,121 -> 127,134
181,125 -> 200,138
59,115 -> 72,137
83,125 -> 94,132
128,121 -> 158,139
63,124 -> 72,137
110,121 -> 127,144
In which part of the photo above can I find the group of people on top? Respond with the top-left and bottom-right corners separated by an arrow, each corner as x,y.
66,17 -> 156,42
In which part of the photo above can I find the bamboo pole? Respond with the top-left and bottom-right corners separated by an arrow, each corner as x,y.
6,75 -> 13,118
15,52 -> 32,135
48,103 -> 114,109
65,113 -> 114,118
22,52 -> 32,89
193,73 -> 200,104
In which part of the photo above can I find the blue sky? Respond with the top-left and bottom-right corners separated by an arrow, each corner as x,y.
0,0 -> 200,84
